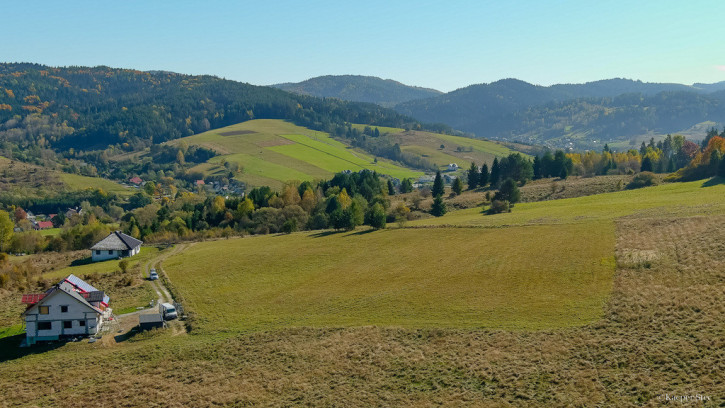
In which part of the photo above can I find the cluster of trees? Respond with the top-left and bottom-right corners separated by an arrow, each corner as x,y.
115,170 -> 396,243
669,128 -> 725,181
337,125 -> 437,171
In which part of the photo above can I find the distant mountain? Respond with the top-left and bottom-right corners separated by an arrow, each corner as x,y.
395,78 -> 725,149
272,75 -> 442,108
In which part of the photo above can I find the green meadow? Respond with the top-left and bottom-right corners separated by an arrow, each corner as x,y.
411,178 -> 725,228
165,222 -> 615,332
175,119 -> 422,188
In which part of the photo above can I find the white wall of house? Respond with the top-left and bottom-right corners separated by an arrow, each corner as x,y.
91,245 -> 140,262
25,291 -> 101,343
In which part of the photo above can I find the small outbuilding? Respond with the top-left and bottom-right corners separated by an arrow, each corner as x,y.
90,231 -> 143,262
139,313 -> 165,331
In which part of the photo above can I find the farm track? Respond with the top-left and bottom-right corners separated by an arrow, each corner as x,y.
117,244 -> 191,336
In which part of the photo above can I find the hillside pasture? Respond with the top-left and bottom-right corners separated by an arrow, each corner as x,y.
412,178 -> 725,228
164,222 -> 615,332
173,120 -> 421,188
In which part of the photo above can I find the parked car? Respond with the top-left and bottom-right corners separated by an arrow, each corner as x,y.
149,269 -> 158,280
159,302 -> 177,320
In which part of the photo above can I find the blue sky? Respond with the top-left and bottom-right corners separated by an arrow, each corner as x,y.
3,1 -> 724,92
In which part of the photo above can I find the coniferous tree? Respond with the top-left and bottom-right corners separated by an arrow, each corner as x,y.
387,179 -> 395,195
495,178 -> 521,205
467,162 -> 479,190
533,155 -> 542,179
479,163 -> 489,187
719,155 -> 725,178
641,156 -> 653,172
400,178 -> 413,193
431,196 -> 446,217
490,158 -> 501,186
432,171 -> 444,197
451,177 -> 463,195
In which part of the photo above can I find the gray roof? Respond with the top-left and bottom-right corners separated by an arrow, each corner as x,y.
139,314 -> 164,324
91,231 -> 143,251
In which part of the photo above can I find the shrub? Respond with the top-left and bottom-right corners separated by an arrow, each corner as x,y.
487,200 -> 510,214
627,172 -> 658,189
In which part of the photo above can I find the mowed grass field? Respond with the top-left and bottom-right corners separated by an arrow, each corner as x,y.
174,119 -> 422,188
58,173 -> 133,196
165,223 -> 615,331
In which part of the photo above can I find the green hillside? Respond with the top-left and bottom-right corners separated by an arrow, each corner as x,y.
0,156 -> 132,202
350,124 -> 524,172
172,119 -> 422,188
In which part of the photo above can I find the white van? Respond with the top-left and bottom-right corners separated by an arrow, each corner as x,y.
159,302 -> 178,320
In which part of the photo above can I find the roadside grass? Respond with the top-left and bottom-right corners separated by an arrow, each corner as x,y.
165,222 -> 615,332
173,119 -> 421,188
411,178 -> 725,228
44,247 -> 160,280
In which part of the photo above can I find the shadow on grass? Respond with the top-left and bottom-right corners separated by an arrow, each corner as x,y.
114,327 -> 142,343
0,334 -> 65,363
701,177 -> 725,188
309,230 -> 344,238
343,228 -> 378,237
69,257 -> 94,267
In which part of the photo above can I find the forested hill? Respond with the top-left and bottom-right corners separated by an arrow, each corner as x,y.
395,78 -> 725,149
272,75 -> 442,108
0,63 -> 418,152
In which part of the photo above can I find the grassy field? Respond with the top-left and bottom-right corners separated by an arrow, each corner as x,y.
391,130 -> 525,171
0,156 -> 132,200
165,223 -> 615,332
44,247 -> 159,280
3,178 -> 725,406
58,173 -> 133,196
175,119 -> 422,188
411,178 -> 725,228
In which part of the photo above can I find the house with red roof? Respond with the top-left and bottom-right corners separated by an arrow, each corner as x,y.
33,221 -> 54,230
21,274 -> 110,346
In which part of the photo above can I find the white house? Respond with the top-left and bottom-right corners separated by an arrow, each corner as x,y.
90,231 -> 143,262
447,163 -> 459,171
21,274 -> 111,346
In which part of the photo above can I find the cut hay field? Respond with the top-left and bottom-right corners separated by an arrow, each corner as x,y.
174,119 -> 422,188
165,223 -> 615,332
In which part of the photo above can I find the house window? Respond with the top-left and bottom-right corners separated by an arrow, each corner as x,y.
39,306 -> 49,314
38,321 -> 52,330
108,250 -> 114,255
96,250 -> 101,255
61,305 -> 68,313
63,321 -> 72,329
79,320 -> 86,327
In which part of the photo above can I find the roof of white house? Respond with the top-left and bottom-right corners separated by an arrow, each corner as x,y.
91,231 -> 143,251
22,281 -> 103,316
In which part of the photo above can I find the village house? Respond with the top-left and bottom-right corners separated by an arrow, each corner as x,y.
90,231 -> 143,262
33,221 -> 54,230
21,274 -> 111,346
447,163 -> 459,171
129,176 -> 143,185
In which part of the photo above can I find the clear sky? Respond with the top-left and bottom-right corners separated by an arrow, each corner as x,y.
3,0 -> 724,92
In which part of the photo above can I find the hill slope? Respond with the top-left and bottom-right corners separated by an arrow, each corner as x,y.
171,119 -> 422,188
272,75 -> 442,107
0,63 -> 418,153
